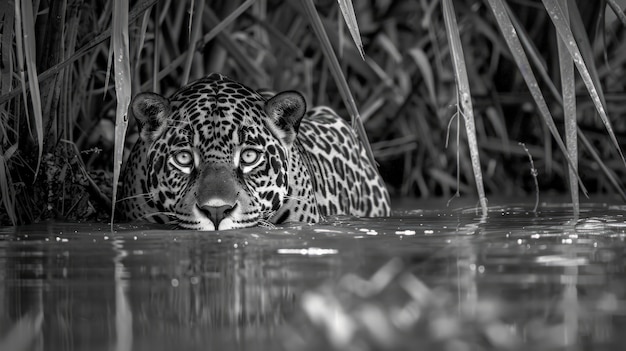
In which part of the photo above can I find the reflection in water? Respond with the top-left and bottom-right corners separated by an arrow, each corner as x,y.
562,222 -> 579,348
112,237 -> 132,351
0,229 -> 44,351
0,306 -> 43,351
471,208 -> 626,350
0,203 -> 625,350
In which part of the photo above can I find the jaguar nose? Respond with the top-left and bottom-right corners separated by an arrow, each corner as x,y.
197,203 -> 236,226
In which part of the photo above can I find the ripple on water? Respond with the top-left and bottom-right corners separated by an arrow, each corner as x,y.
0,202 -> 624,351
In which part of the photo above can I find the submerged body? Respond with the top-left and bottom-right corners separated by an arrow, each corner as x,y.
119,73 -> 390,230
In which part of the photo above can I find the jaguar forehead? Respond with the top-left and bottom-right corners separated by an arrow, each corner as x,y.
170,75 -> 265,119
158,120 -> 192,147
161,76 -> 275,163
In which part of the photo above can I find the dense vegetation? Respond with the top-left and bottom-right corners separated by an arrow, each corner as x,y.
0,0 -> 625,224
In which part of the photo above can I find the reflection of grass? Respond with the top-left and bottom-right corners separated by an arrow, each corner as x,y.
284,258 -> 521,350
1,1 -> 625,224
285,254 -> 622,351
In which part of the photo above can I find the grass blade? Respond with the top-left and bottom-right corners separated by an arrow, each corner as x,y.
442,0 -> 487,216
606,0 -> 626,27
13,0 -> 27,112
408,48 -> 437,108
556,0 -> 578,215
578,128 -> 626,201
300,0 -> 377,168
152,2 -> 159,92
202,0 -> 257,45
134,7 -> 152,76
17,0 -> 43,176
1,2 -> 14,95
568,3 -> 605,107
486,0 -> 588,196
182,0 -> 205,85
0,144 -> 18,224
111,0 -> 132,224
505,2 -> 561,103
336,0 -> 364,59
541,0 -> 626,167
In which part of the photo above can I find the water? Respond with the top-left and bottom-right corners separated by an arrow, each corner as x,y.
1,202 -> 625,351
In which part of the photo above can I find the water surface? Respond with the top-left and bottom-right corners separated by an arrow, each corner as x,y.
1,202 -> 625,350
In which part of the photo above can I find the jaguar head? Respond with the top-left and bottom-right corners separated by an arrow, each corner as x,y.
130,74 -> 305,230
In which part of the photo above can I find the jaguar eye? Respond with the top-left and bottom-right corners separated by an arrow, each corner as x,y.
172,150 -> 194,172
240,148 -> 261,166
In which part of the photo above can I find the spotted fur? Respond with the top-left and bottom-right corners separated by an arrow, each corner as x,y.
119,73 -> 390,230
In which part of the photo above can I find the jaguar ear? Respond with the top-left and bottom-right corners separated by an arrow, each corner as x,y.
264,91 -> 306,145
131,92 -> 171,142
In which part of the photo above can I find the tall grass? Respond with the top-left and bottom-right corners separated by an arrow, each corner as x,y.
442,0 -> 487,216
0,0 -> 625,224
557,0 -> 579,215
15,0 -> 43,176
110,0 -> 132,224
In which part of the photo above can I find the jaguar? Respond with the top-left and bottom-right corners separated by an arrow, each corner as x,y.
119,73 -> 390,230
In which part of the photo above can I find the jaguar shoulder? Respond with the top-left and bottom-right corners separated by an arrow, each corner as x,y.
119,73 -> 390,230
